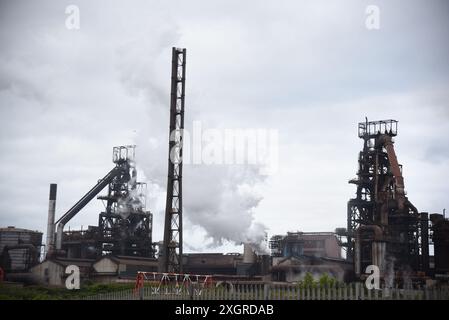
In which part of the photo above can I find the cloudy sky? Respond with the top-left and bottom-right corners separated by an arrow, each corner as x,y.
1,0 -> 448,255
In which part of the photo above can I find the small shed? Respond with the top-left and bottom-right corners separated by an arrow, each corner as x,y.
30,258 -> 94,286
93,255 -> 158,282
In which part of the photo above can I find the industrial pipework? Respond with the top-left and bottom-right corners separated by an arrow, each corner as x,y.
54,165 -> 128,251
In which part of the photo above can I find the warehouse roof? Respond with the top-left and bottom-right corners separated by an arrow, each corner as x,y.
48,258 -> 95,268
95,255 -> 158,266
0,226 -> 42,234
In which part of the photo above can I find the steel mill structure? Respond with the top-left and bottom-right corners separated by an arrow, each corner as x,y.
3,48 -> 449,289
430,213 -> 449,277
46,145 -> 154,260
338,119 -> 430,284
42,47 -> 189,267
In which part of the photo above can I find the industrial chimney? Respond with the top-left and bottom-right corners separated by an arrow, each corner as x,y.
243,243 -> 257,264
46,183 -> 57,258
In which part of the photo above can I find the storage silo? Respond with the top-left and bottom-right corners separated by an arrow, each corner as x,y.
0,226 -> 43,272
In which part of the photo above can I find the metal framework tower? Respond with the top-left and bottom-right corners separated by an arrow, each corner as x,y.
98,146 -> 153,257
342,119 -> 429,282
55,145 -> 154,259
161,47 -> 186,273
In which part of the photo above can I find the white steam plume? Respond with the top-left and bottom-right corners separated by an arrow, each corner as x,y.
116,33 -> 268,253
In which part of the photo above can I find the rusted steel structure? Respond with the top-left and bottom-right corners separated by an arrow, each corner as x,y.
342,119 -> 429,282
96,146 -> 153,257
161,47 -> 186,273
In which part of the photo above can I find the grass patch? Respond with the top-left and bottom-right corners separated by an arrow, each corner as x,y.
0,282 -> 135,300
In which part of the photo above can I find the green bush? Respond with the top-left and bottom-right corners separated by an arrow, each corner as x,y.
319,273 -> 338,288
297,272 -> 340,289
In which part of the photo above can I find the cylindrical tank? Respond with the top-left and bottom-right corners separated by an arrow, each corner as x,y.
0,227 -> 42,272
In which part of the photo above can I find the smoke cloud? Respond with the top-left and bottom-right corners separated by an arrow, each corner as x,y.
116,36 -> 269,253
184,165 -> 268,253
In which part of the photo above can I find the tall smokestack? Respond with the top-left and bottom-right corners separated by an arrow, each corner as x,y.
46,183 -> 57,258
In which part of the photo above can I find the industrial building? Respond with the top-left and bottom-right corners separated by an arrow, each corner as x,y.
30,258 -> 94,286
182,253 -> 243,275
268,232 -> 350,282
92,256 -> 158,282
182,244 -> 271,278
336,119 -> 449,286
0,226 -> 42,273
22,143 -> 157,285
29,255 -> 159,286
44,145 -> 154,261
1,48 -> 448,290
269,232 -> 342,259
270,256 -> 353,283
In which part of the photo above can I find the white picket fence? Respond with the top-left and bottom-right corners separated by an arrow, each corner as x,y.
83,283 -> 449,300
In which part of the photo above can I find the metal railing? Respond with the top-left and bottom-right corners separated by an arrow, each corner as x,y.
82,283 -> 449,300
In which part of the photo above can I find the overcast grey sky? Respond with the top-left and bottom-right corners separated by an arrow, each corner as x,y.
0,0 -> 448,254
